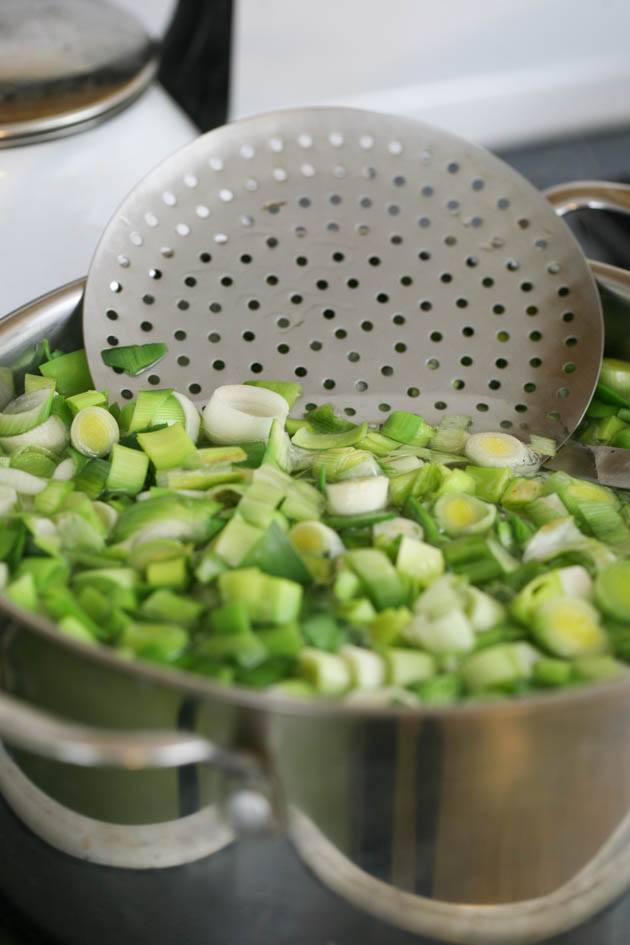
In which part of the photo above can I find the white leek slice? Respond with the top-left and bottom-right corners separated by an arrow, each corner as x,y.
71,406 -> 119,458
0,562 -> 8,590
434,493 -> 496,537
340,644 -> 386,690
523,518 -> 616,571
0,486 -> 17,515
465,586 -> 506,632
0,389 -> 53,437
404,609 -> 475,654
52,457 -> 76,480
289,520 -> 345,558
373,516 -> 424,545
0,467 -> 47,494
383,454 -> 423,475
172,392 -> 201,442
203,384 -> 288,444
0,416 -> 69,455
465,431 -> 538,472
326,476 -> 389,516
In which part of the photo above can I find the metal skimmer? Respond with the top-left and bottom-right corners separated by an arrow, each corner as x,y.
83,107 -> 603,442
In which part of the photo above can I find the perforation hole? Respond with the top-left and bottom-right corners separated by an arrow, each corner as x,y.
419,301 -> 432,312
295,366 -> 307,377
277,344 -> 289,354
148,374 -> 160,386
419,250 -> 431,261
489,379 -> 501,391
106,309 -> 118,321
199,252 -> 211,263
460,356 -> 473,367
213,360 -> 225,371
177,355 -> 190,366
452,379 -> 465,390
177,300 -> 189,311
355,380 -> 367,392
335,328 -> 347,339
493,304 -> 505,315
251,362 -> 263,374
277,316 -> 290,328
381,365 -> 394,376
496,358 -> 508,369
427,358 -> 440,370
348,351 -> 360,362
324,378 -> 336,390
407,387 -> 420,398
266,274 -> 279,286
121,389 -> 133,400
248,299 -> 260,311
140,321 -> 153,332
175,330 -> 187,341
361,320 -> 373,331
106,335 -> 118,346
462,326 -> 475,337
435,401 -> 447,410
310,340 -> 322,351
394,342 -> 407,352
208,332 -> 220,343
243,331 -> 255,342
323,309 -> 335,320
393,314 -> 406,325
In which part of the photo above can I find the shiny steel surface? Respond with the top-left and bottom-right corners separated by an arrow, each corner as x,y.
0,0 -> 157,146
544,183 -> 630,485
84,107 -> 603,444
3,285 -> 630,945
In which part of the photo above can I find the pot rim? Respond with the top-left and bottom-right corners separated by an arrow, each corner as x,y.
2,279 -> 629,725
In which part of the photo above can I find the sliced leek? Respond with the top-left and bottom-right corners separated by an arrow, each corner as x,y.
0,390 -> 54,437
203,384 -> 289,444
464,432 -> 538,472
71,406 -> 119,458
326,476 -> 389,516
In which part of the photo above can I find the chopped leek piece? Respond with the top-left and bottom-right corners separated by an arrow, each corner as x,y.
120,621 -> 188,663
137,422 -> 197,470
533,657 -> 572,687
66,390 -> 108,415
434,493 -> 496,537
203,384 -> 289,444
461,643 -> 539,693
146,556 -> 188,589
464,432 -> 537,472
289,520 -> 344,559
385,648 -> 435,686
595,561 -> 630,622
24,373 -> 55,393
307,404 -> 356,434
298,648 -> 351,695
39,349 -> 92,396
101,343 -> 167,376
243,521 -> 312,584
107,444 -> 149,495
511,565 -> 592,625
381,411 -> 433,447
465,466 -> 512,503
326,476 -> 389,516
171,392 -> 201,441
214,515 -> 264,567
373,516 -> 424,551
572,655 -> 627,683
71,406 -> 119,458
501,477 -> 543,510
302,614 -> 346,652
396,536 -> 444,586
405,609 -> 475,655
345,548 -> 407,610
533,598 -> 608,657
292,422 -> 368,451
340,645 -> 386,690
599,358 -> 630,399
368,607 -> 412,647
0,415 -> 69,456
0,389 -> 54,437
219,567 -> 303,625
10,446 -> 57,478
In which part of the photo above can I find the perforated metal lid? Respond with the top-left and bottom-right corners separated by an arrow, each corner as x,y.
84,107 -> 603,442
0,0 -> 156,147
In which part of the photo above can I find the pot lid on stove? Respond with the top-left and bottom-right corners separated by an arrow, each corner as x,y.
0,0 -> 158,147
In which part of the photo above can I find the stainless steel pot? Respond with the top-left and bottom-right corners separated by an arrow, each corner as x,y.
2,278 -> 630,945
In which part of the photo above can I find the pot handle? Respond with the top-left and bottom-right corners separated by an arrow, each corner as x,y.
545,180 -> 630,297
0,689 -> 258,776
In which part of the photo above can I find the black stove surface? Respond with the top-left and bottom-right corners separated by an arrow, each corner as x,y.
3,122 -> 630,945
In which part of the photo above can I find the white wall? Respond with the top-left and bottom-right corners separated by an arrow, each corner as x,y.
231,0 -> 630,147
